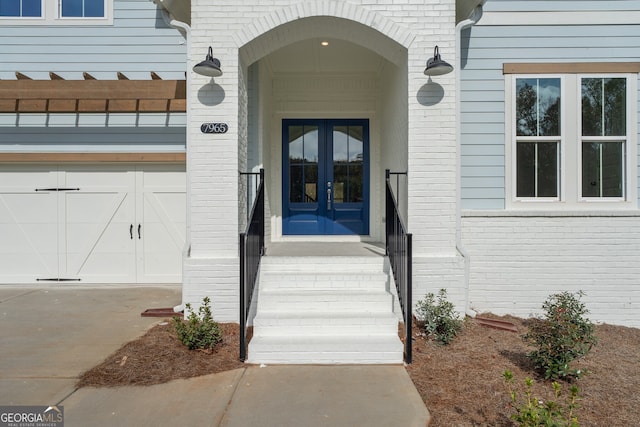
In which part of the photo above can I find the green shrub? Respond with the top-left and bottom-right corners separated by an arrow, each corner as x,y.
503,370 -> 580,427
523,291 -> 597,380
172,296 -> 222,350
415,288 -> 463,345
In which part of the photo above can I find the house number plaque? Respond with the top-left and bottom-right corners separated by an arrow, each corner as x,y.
201,123 -> 229,134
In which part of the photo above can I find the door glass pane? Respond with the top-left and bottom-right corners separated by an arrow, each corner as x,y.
289,165 -> 303,203
349,164 -> 363,202
288,125 -> 318,203
516,78 -> 561,137
333,126 -> 349,162
304,164 -> 317,202
582,78 -> 626,137
333,165 -> 347,203
333,125 -> 364,203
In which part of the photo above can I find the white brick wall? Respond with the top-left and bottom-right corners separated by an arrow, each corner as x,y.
462,213 -> 640,327
185,0 -> 458,321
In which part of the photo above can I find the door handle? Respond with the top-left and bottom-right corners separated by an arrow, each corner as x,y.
138,224 -> 142,239
130,224 -> 133,240
327,182 -> 332,210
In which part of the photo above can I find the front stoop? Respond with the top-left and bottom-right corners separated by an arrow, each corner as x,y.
246,256 -> 404,364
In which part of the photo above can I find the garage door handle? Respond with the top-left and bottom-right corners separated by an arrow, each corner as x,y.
138,224 -> 142,239
130,224 -> 133,240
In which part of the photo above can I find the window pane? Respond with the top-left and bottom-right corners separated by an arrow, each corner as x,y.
0,0 -> 20,16
517,141 -> 557,198
537,142 -> 558,197
85,0 -> 103,17
516,78 -> 561,137
582,78 -> 627,137
602,142 -> 623,197
22,0 -> 40,16
62,0 -> 83,17
516,142 -> 536,197
582,141 -> 624,198
581,142 -> 600,197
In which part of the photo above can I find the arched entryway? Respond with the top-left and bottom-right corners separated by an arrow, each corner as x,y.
238,13 -> 410,243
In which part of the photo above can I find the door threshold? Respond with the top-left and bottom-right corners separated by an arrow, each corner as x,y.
273,235 -> 373,243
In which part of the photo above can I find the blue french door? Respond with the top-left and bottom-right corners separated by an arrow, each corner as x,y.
282,119 -> 369,235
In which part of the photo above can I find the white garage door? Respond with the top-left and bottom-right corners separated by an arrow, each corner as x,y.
0,164 -> 185,284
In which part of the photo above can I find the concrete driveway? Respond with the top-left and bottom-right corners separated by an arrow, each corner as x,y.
0,286 -> 430,427
0,286 -> 180,405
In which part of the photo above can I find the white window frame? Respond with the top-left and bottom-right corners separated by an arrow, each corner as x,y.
577,74 -> 632,203
506,74 -> 566,206
506,72 -> 637,210
0,0 -> 113,25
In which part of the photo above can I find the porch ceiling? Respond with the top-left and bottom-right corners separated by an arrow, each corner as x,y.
264,38 -> 386,74
153,0 -> 487,27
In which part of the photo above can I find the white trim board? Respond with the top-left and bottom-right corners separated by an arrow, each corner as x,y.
477,11 -> 640,26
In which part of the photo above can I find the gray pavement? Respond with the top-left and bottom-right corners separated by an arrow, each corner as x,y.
0,287 -> 430,426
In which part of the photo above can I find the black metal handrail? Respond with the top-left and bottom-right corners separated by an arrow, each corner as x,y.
385,169 -> 412,364
239,169 -> 264,362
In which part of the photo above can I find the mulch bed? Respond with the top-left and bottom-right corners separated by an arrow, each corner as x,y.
77,314 -> 640,426
406,314 -> 640,427
76,322 -> 244,388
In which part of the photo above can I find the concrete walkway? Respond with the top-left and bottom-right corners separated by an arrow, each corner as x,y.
0,287 -> 430,426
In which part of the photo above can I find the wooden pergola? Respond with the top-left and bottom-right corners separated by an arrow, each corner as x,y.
0,72 -> 186,113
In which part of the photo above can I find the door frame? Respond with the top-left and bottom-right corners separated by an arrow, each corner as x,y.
281,118 -> 370,236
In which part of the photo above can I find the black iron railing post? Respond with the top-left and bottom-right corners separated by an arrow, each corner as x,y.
385,168 -> 412,364
239,168 -> 265,362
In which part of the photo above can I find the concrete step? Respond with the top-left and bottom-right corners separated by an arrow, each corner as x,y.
259,272 -> 388,291
257,290 -> 394,312
252,312 -> 400,336
260,256 -> 385,273
246,335 -> 404,364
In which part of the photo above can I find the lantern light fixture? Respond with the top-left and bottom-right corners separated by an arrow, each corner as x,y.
424,45 -> 454,77
193,46 -> 223,77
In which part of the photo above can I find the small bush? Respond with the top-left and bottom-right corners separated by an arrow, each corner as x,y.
415,288 -> 463,345
503,370 -> 580,427
523,291 -> 597,380
172,296 -> 222,350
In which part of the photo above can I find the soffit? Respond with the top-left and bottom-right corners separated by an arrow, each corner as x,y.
151,1 -> 485,29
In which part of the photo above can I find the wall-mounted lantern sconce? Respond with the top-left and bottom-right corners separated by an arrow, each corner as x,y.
193,46 -> 223,77
424,46 -> 453,77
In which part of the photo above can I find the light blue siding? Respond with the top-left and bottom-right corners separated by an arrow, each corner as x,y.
0,0 -> 186,80
0,127 -> 186,152
460,3 -> 640,209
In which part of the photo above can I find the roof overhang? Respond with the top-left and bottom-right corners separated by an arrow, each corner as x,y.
150,0 -> 485,29
456,0 -> 486,23
153,0 -> 190,25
